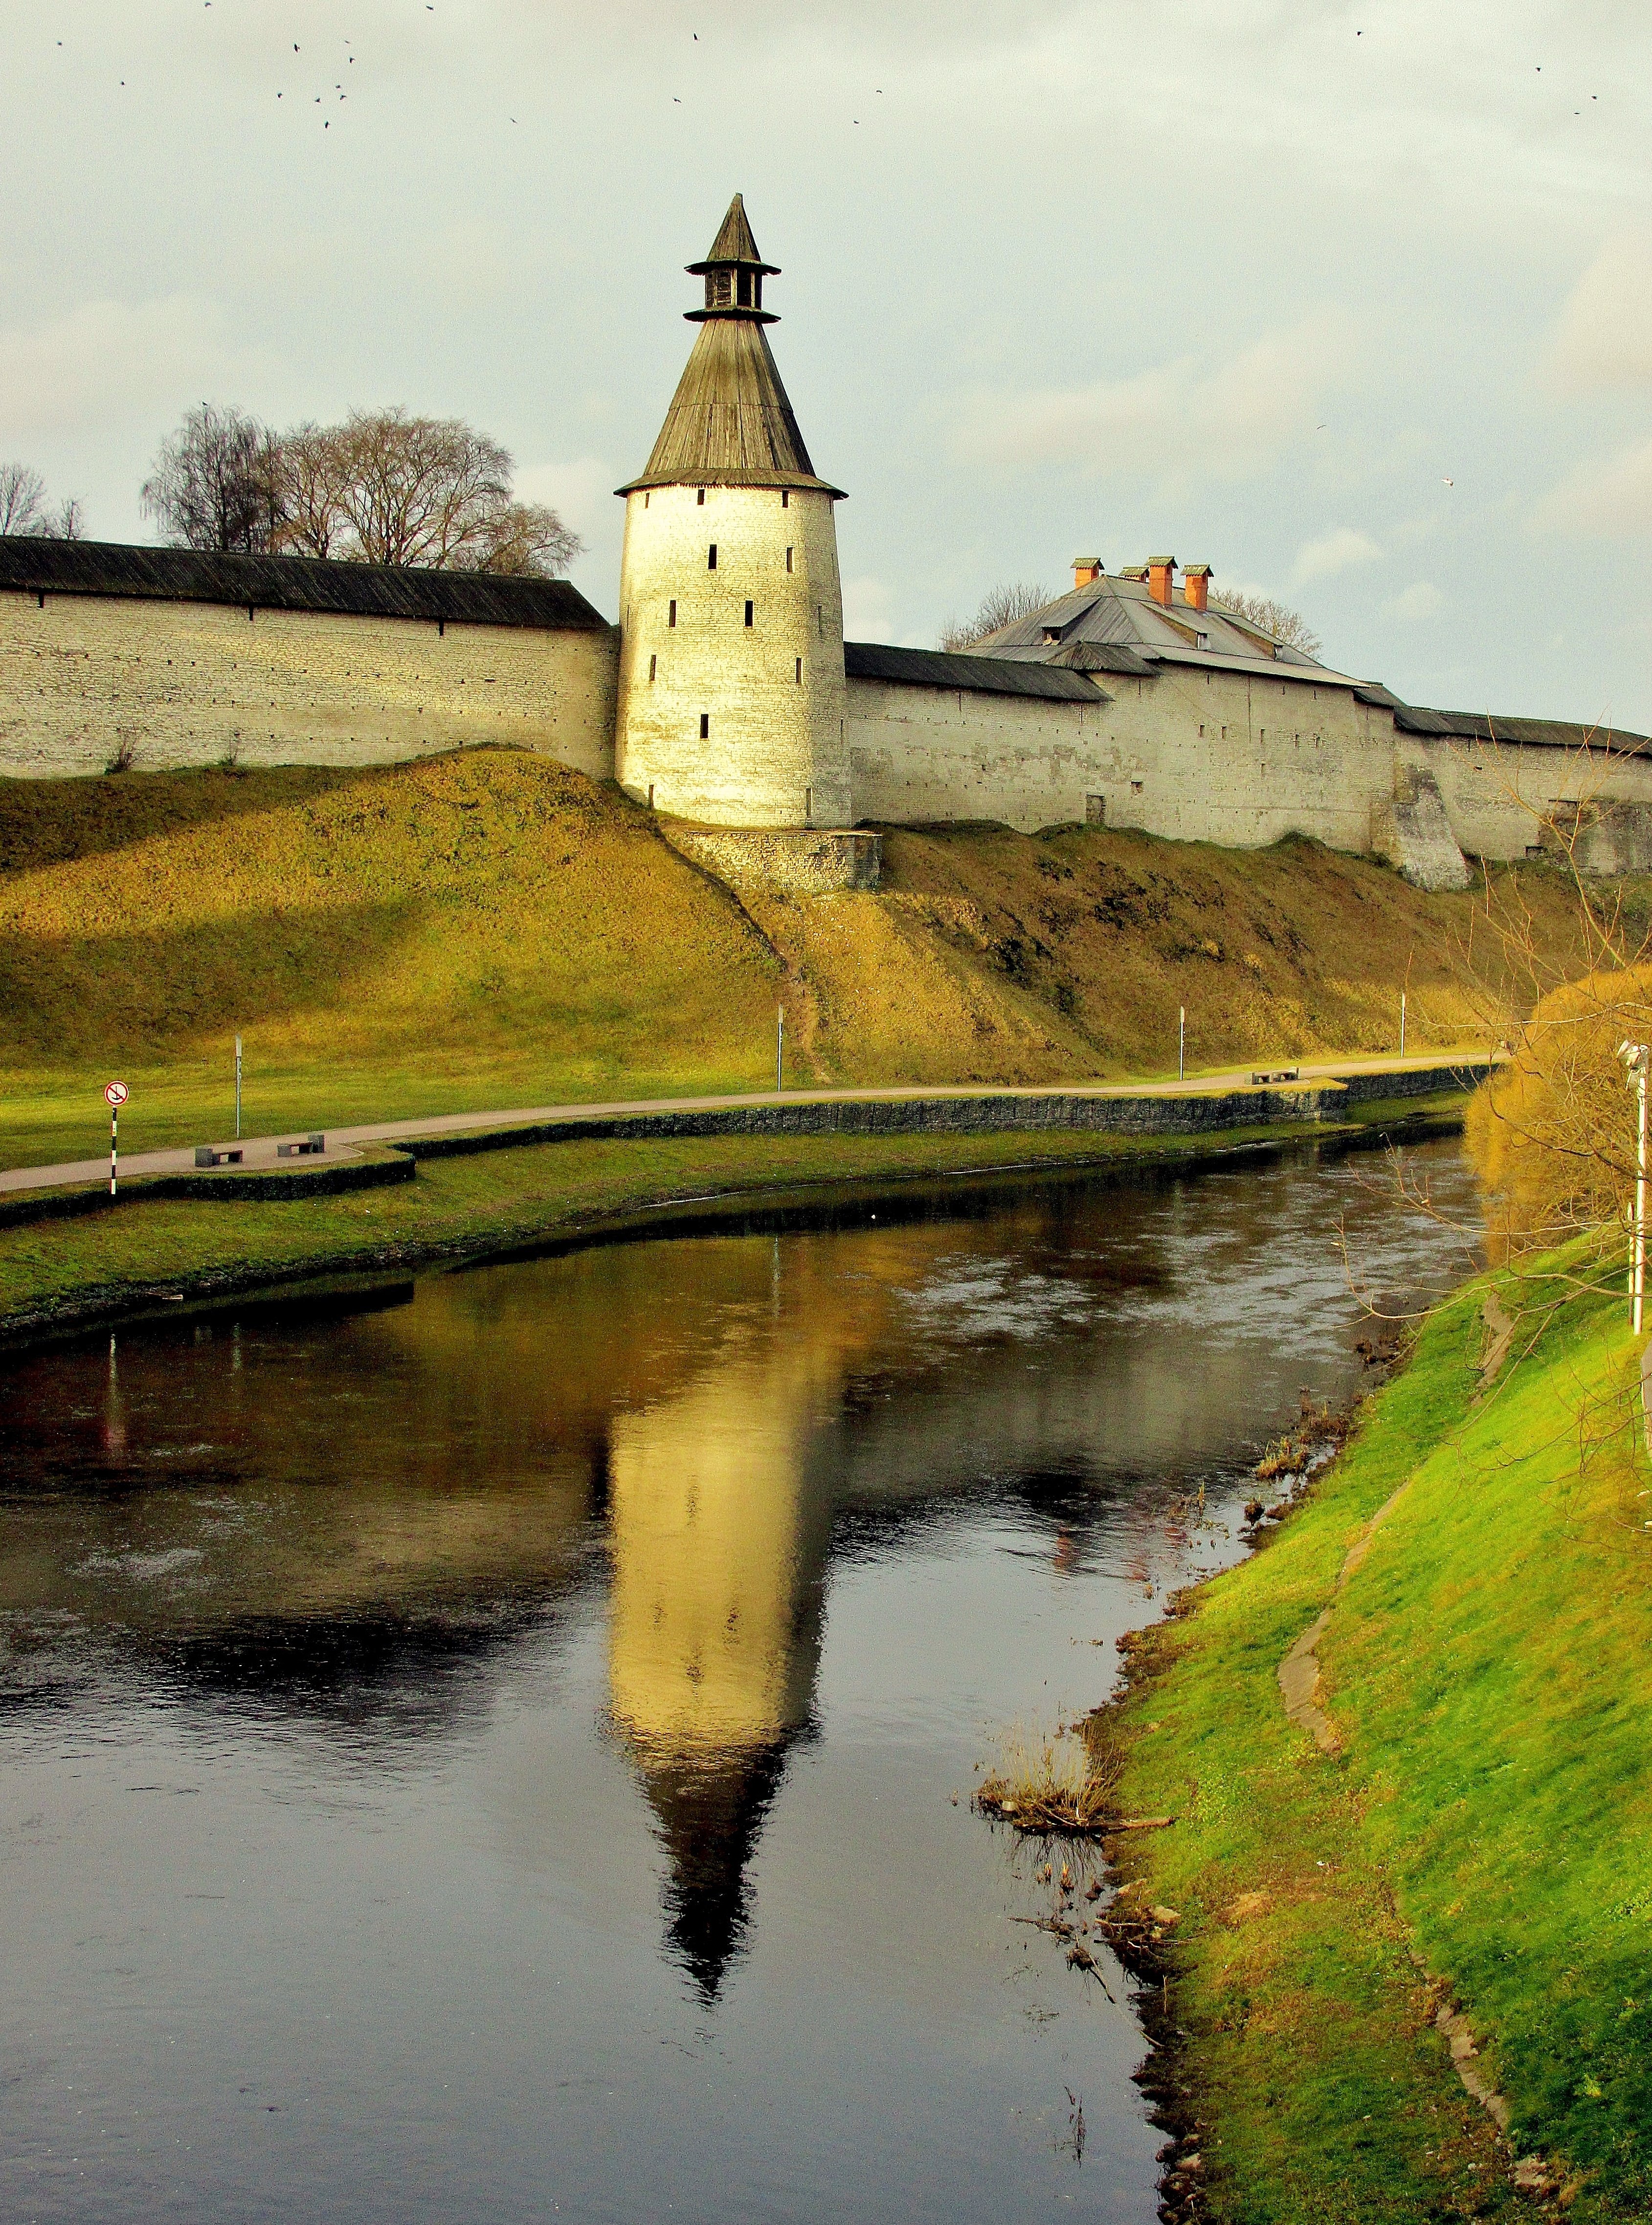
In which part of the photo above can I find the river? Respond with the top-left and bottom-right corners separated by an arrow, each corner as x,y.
0,1136 -> 1480,2224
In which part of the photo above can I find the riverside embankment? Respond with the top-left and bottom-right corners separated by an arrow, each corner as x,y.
0,1068 -> 1476,1348
1094,1260 -> 1652,2223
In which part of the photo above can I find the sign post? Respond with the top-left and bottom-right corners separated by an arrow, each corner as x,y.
1178,1006 -> 1185,1083
1619,1042 -> 1649,1335
235,1035 -> 243,1139
776,1006 -> 785,1093
104,1080 -> 129,1197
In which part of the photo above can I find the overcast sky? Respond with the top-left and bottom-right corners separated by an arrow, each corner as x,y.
4,0 -> 1651,727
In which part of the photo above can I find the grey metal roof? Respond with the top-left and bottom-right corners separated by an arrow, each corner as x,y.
845,641 -> 1107,702
987,640 -> 1156,677
968,570 -> 1336,675
616,317 -> 843,497
0,536 -> 612,630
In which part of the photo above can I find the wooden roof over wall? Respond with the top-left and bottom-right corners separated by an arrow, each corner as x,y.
0,537 -> 613,631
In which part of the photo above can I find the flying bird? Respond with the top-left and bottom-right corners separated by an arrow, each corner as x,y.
1443,477 -> 1454,488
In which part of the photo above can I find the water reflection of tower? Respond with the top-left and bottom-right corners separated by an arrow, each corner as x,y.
605,1332 -> 835,2000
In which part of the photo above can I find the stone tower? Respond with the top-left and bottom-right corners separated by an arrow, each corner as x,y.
614,195 -> 850,830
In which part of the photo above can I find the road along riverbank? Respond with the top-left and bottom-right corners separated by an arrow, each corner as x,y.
1090,1258 -> 1652,2222
0,1088 -> 1470,1352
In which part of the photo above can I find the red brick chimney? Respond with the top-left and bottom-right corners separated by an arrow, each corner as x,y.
1183,563 -> 1211,614
1147,556 -> 1176,608
1072,557 -> 1104,590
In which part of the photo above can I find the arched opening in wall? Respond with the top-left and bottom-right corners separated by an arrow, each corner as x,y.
805,786 -> 813,825
785,548 -> 793,572
781,490 -> 789,510
669,601 -> 677,627
795,658 -> 802,684
708,545 -> 717,570
744,601 -> 754,627
697,489 -> 706,506
649,654 -> 657,682
699,713 -> 710,738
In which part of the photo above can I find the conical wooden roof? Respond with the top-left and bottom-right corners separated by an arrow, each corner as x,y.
619,318 -> 843,495
618,198 -> 843,497
687,193 -> 777,276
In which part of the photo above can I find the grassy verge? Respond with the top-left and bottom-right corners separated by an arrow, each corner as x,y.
1102,1264 -> 1652,2221
0,1105 -> 1462,1349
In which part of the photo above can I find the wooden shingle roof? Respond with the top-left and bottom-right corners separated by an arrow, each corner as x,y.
687,193 -> 776,275
845,641 -> 1108,702
617,317 -> 843,497
0,536 -> 612,629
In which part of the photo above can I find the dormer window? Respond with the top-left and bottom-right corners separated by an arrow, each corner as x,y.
1042,626 -> 1063,645
737,269 -> 753,308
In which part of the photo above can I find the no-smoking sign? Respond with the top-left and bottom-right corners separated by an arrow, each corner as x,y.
104,1080 -> 129,1109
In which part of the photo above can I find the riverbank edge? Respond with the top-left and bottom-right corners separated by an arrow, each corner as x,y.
1087,1268 -> 1644,2225
0,1094 -> 1464,1356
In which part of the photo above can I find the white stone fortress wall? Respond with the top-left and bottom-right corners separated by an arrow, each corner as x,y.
0,575 -> 618,782
614,482 -> 848,827
847,663 -> 1393,847
846,661 -> 1652,869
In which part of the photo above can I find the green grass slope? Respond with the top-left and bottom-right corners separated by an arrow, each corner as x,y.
0,749 -> 1629,1169
1106,1270 -> 1652,2221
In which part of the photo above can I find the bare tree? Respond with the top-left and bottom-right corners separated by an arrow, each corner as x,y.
271,409 -> 580,576
0,465 -> 85,539
0,463 -> 46,535
141,403 -> 285,554
274,423 -> 353,560
1211,590 -> 1322,659
939,580 -> 1053,651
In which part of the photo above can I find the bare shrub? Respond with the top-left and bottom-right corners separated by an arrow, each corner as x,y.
975,1720 -> 1124,1833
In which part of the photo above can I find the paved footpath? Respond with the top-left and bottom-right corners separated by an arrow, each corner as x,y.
0,1051 -> 1488,1200
0,1054 -> 1505,1210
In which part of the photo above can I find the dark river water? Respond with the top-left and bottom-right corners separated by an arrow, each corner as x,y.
0,1138 -> 1480,2225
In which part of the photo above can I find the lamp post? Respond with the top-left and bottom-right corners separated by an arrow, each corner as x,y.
1618,1041 -> 1649,1335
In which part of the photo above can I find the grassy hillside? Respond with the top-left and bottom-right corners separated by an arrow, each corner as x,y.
1104,1265 -> 1652,2221
0,748 -> 1627,1168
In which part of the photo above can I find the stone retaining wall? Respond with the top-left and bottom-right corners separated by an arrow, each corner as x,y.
0,1149 -> 413,1230
399,1064 -> 1490,1161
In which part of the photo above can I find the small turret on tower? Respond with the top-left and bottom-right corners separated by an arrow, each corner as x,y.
613,195 -> 851,835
